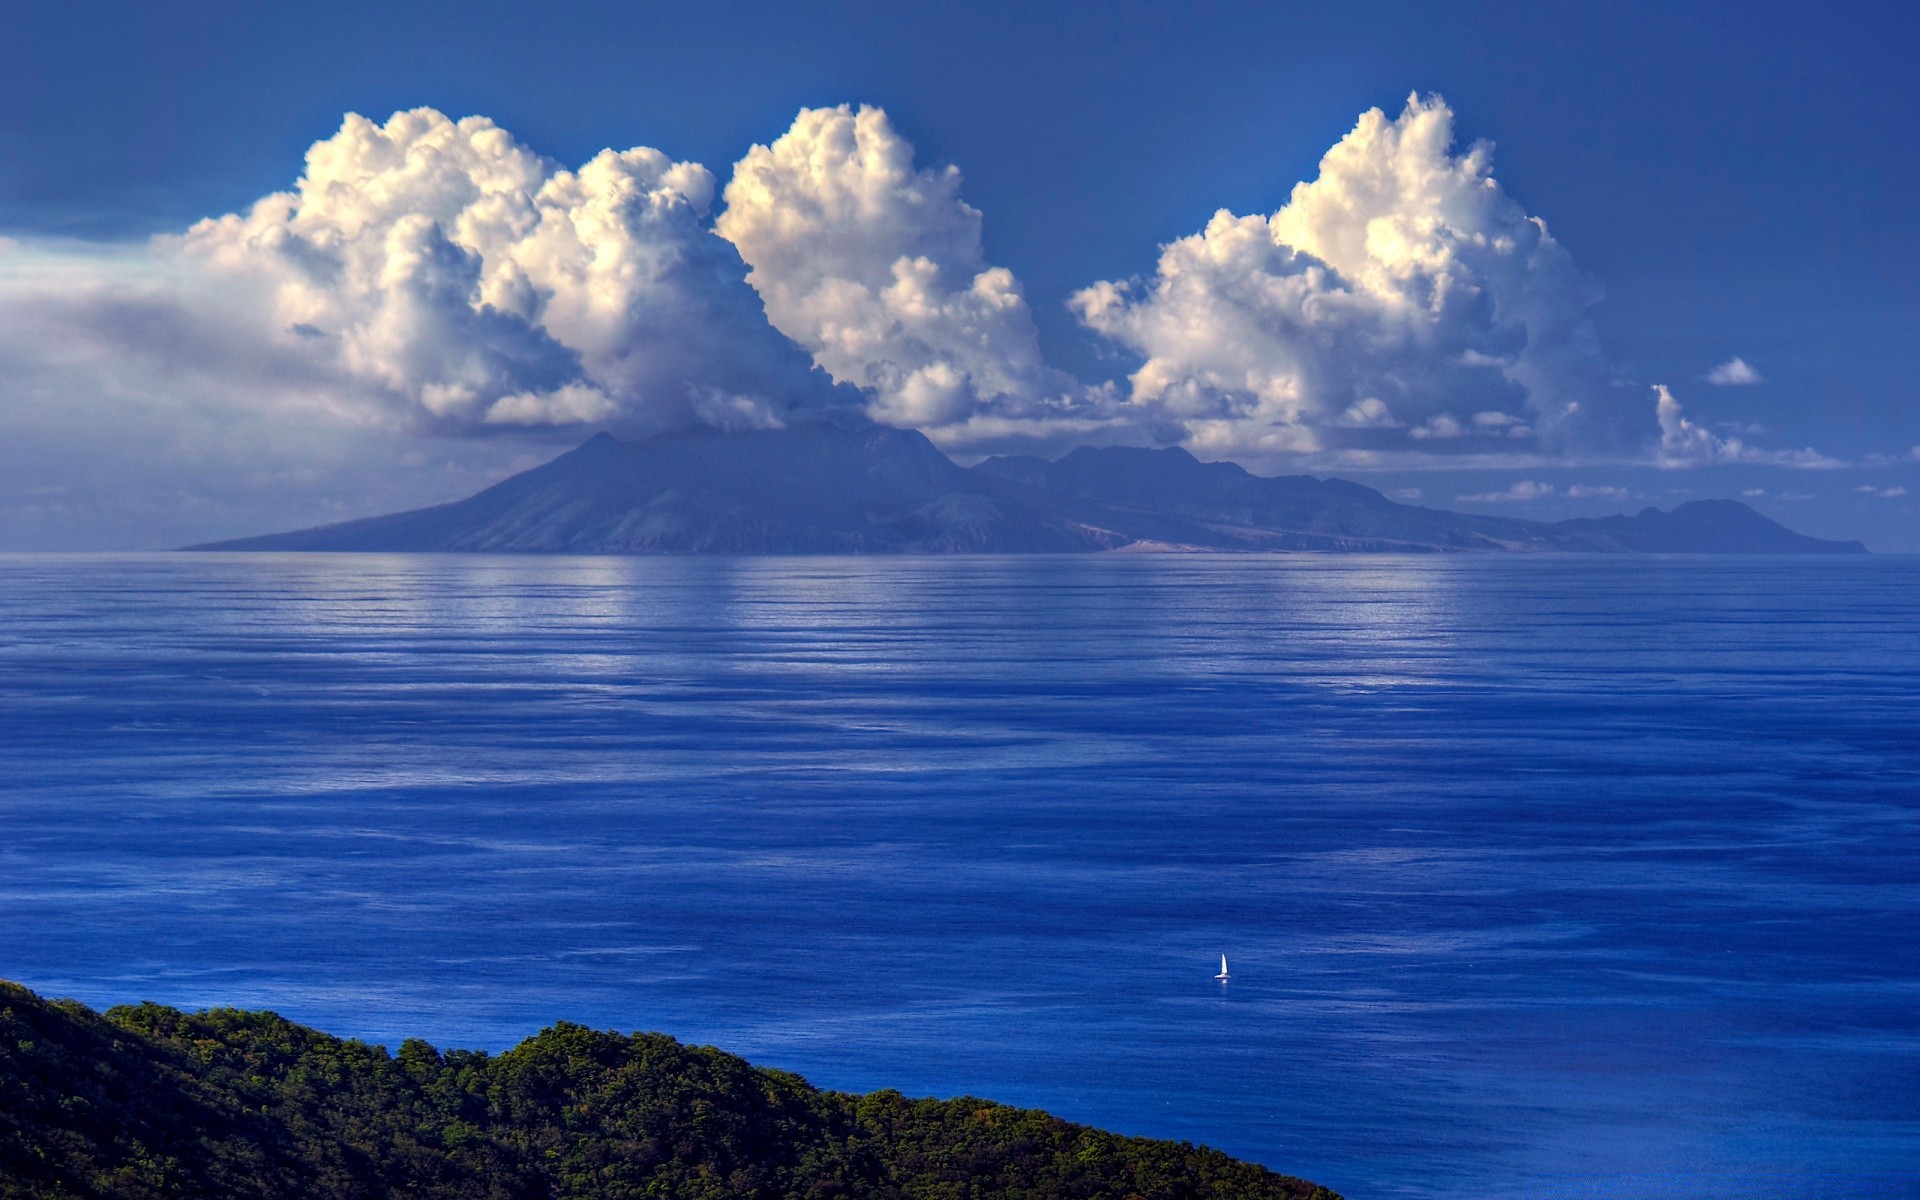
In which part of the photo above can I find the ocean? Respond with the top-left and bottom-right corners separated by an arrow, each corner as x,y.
1,552 -> 1915,1199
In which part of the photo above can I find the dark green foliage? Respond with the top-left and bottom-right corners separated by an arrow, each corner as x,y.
0,982 -> 1336,1200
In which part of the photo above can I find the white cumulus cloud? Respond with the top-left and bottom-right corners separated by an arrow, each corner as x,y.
1704,356 -> 1763,385
1654,384 -> 1836,467
716,104 -> 1120,450
1072,93 -> 1629,463
173,108 -> 841,433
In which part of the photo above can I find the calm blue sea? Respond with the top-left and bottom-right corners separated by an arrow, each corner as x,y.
1,553 -> 1916,1198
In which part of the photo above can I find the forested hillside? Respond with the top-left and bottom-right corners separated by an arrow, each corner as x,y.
0,982 -> 1336,1200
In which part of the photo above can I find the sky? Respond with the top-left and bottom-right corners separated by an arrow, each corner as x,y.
1,0 -> 1915,550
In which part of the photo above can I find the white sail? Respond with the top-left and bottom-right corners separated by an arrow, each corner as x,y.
1217,954 -> 1229,978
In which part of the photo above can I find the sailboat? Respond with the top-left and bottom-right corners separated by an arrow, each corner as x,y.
1215,954 -> 1230,981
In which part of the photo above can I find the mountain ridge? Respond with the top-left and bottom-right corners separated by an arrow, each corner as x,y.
190,424 -> 1867,555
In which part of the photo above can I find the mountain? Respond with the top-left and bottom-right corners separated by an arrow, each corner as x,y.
192,424 -> 1867,555
973,446 -> 1866,554
0,981 -> 1337,1200
1542,499 -> 1867,553
195,424 -> 1123,554
974,445 -> 1557,551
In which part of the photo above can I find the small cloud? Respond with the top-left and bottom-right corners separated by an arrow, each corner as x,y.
1338,397 -> 1403,428
482,383 -> 618,426
1458,480 -> 1556,503
1471,411 -> 1532,438
1778,492 -> 1817,501
1388,486 -> 1423,501
1741,488 -> 1767,498
1654,384 -> 1837,467
1566,484 -> 1628,499
1857,484 -> 1909,499
1705,356 -> 1763,386
1455,349 -> 1509,368
1410,414 -> 1466,440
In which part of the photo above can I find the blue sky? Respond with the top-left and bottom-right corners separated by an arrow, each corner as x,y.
1,0 -> 1914,549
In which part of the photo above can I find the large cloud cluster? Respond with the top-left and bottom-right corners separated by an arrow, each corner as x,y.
1071,95 -> 1631,463
176,108 -> 841,433
716,105 -> 1116,448
0,96 -> 1858,548
0,108 -> 852,547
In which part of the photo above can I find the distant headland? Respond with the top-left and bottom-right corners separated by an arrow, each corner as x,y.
190,424 -> 1867,556
0,980 -> 1336,1200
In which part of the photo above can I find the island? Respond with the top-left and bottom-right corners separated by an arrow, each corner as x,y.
189,423 -> 1866,556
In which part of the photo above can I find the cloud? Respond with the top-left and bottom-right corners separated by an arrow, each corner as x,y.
716,104 -> 1117,450
1857,484 -> 1908,498
1654,384 -> 1728,461
1566,483 -> 1628,498
0,240 -> 547,549
1071,93 -> 1636,463
169,108 -> 843,434
1704,356 -> 1763,385
1337,397 -> 1403,428
482,382 -> 618,426
0,108 -> 855,548
1654,384 -> 1837,467
1457,480 -> 1556,503
0,99 -> 1870,549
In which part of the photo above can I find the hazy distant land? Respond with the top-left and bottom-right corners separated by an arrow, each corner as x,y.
192,424 -> 1866,556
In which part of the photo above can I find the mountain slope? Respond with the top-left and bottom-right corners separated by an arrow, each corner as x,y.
0,981 -> 1336,1200
191,426 -> 1867,555
198,424 -> 1119,554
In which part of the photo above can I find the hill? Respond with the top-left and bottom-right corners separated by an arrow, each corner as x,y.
0,981 -> 1336,1200
191,424 -> 1866,555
